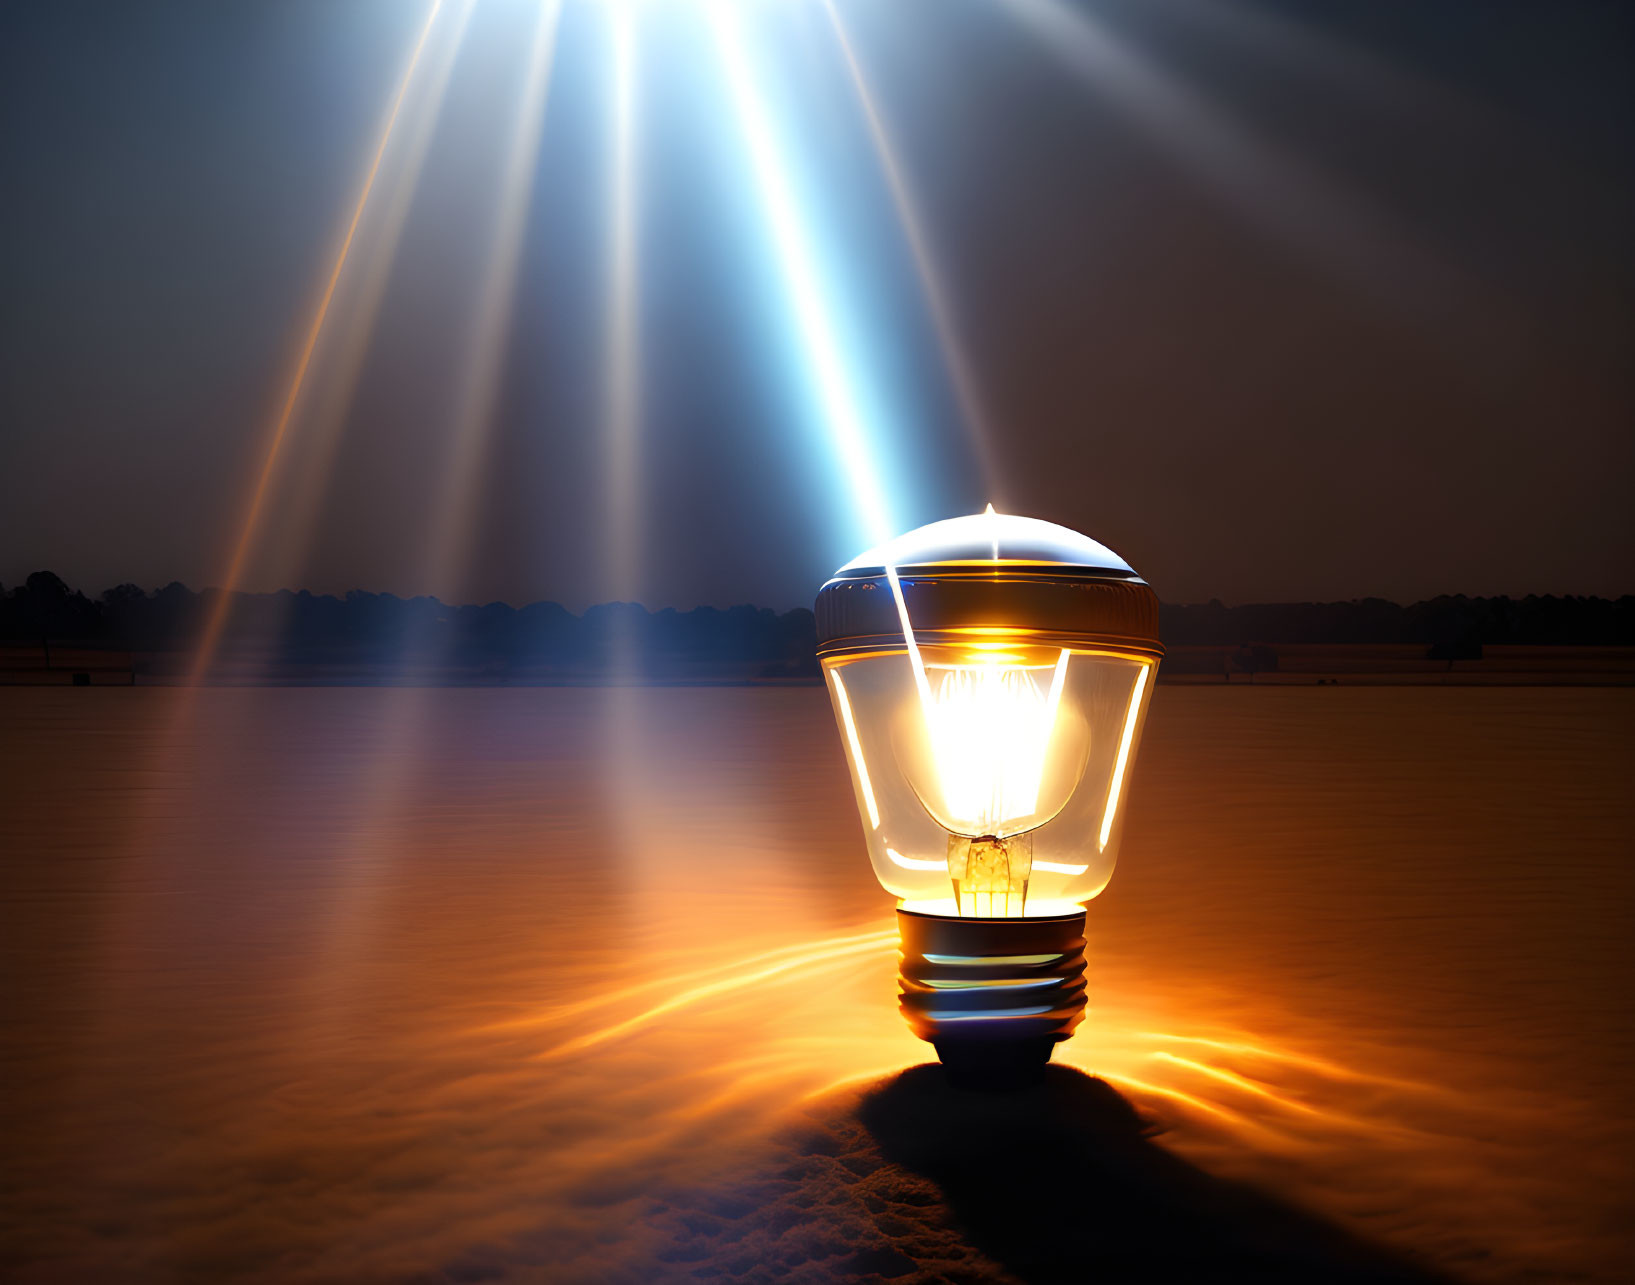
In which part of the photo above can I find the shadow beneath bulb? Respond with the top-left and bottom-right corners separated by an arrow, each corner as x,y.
854,1063 -> 1462,1284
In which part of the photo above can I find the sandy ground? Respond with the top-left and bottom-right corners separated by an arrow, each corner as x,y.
1,686 -> 1630,1282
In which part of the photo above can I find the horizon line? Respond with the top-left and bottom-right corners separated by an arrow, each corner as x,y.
5,570 -> 1633,618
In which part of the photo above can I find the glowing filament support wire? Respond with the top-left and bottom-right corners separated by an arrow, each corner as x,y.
1099,663 -> 1150,850
707,3 -> 893,549
189,0 -> 446,683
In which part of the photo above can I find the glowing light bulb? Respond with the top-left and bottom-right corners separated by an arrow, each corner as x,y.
817,510 -> 1162,1084
929,654 -> 1064,835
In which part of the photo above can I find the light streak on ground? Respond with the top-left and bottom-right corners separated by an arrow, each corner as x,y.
707,2 -> 894,549
1152,1051 -> 1330,1118
1147,1051 -> 1430,1142
188,0 -> 447,684
1096,1070 -> 1248,1123
539,931 -> 897,1058
1048,1008 -> 1456,1146
476,926 -> 896,1032
822,0 -> 1002,503
1140,1031 -> 1438,1093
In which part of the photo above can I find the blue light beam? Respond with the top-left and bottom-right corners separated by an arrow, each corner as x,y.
706,3 -> 895,550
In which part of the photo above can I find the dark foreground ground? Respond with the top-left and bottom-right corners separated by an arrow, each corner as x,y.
645,1063 -> 1455,1284
1,686 -> 1630,1282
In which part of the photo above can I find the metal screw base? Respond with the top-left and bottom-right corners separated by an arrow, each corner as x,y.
897,906 -> 1088,1091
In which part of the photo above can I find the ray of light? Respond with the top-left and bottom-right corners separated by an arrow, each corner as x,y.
271,0 -> 478,599
1096,1071 -> 1248,1123
602,4 -> 643,673
476,926 -> 896,1033
413,0 -> 564,606
1140,1031 -> 1437,1093
1152,1051 -> 1330,1118
998,0 -> 1472,322
189,0 -> 448,684
283,2 -> 566,1043
707,1 -> 894,549
539,931 -> 897,1059
821,0 -> 1001,503
1148,1051 -> 1427,1141
1150,0 -> 1495,134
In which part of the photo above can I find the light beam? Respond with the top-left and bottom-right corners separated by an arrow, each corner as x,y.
271,0 -> 477,598
822,0 -> 1003,504
541,931 -> 897,1058
603,4 -> 642,669
999,0 -> 1478,327
414,0 -> 563,606
707,2 -> 894,549
189,0 -> 447,683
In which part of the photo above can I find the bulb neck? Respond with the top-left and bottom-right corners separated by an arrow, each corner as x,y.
896,905 -> 1088,1090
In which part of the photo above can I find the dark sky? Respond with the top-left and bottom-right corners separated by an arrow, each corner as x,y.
2,0 -> 1631,611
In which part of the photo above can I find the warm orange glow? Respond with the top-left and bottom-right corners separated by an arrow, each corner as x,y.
898,897 -> 1085,918
21,687 -> 1611,1282
189,0 -> 445,683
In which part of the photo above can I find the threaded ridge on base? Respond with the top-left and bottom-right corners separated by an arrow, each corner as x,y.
896,906 -> 1088,1082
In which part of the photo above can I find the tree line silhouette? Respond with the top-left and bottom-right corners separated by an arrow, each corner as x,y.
3,571 -> 1631,679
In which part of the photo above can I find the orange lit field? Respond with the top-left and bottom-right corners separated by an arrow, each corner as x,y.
1,687 -> 1629,1282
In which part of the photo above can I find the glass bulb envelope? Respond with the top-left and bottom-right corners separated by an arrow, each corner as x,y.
817,511 -> 1162,919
